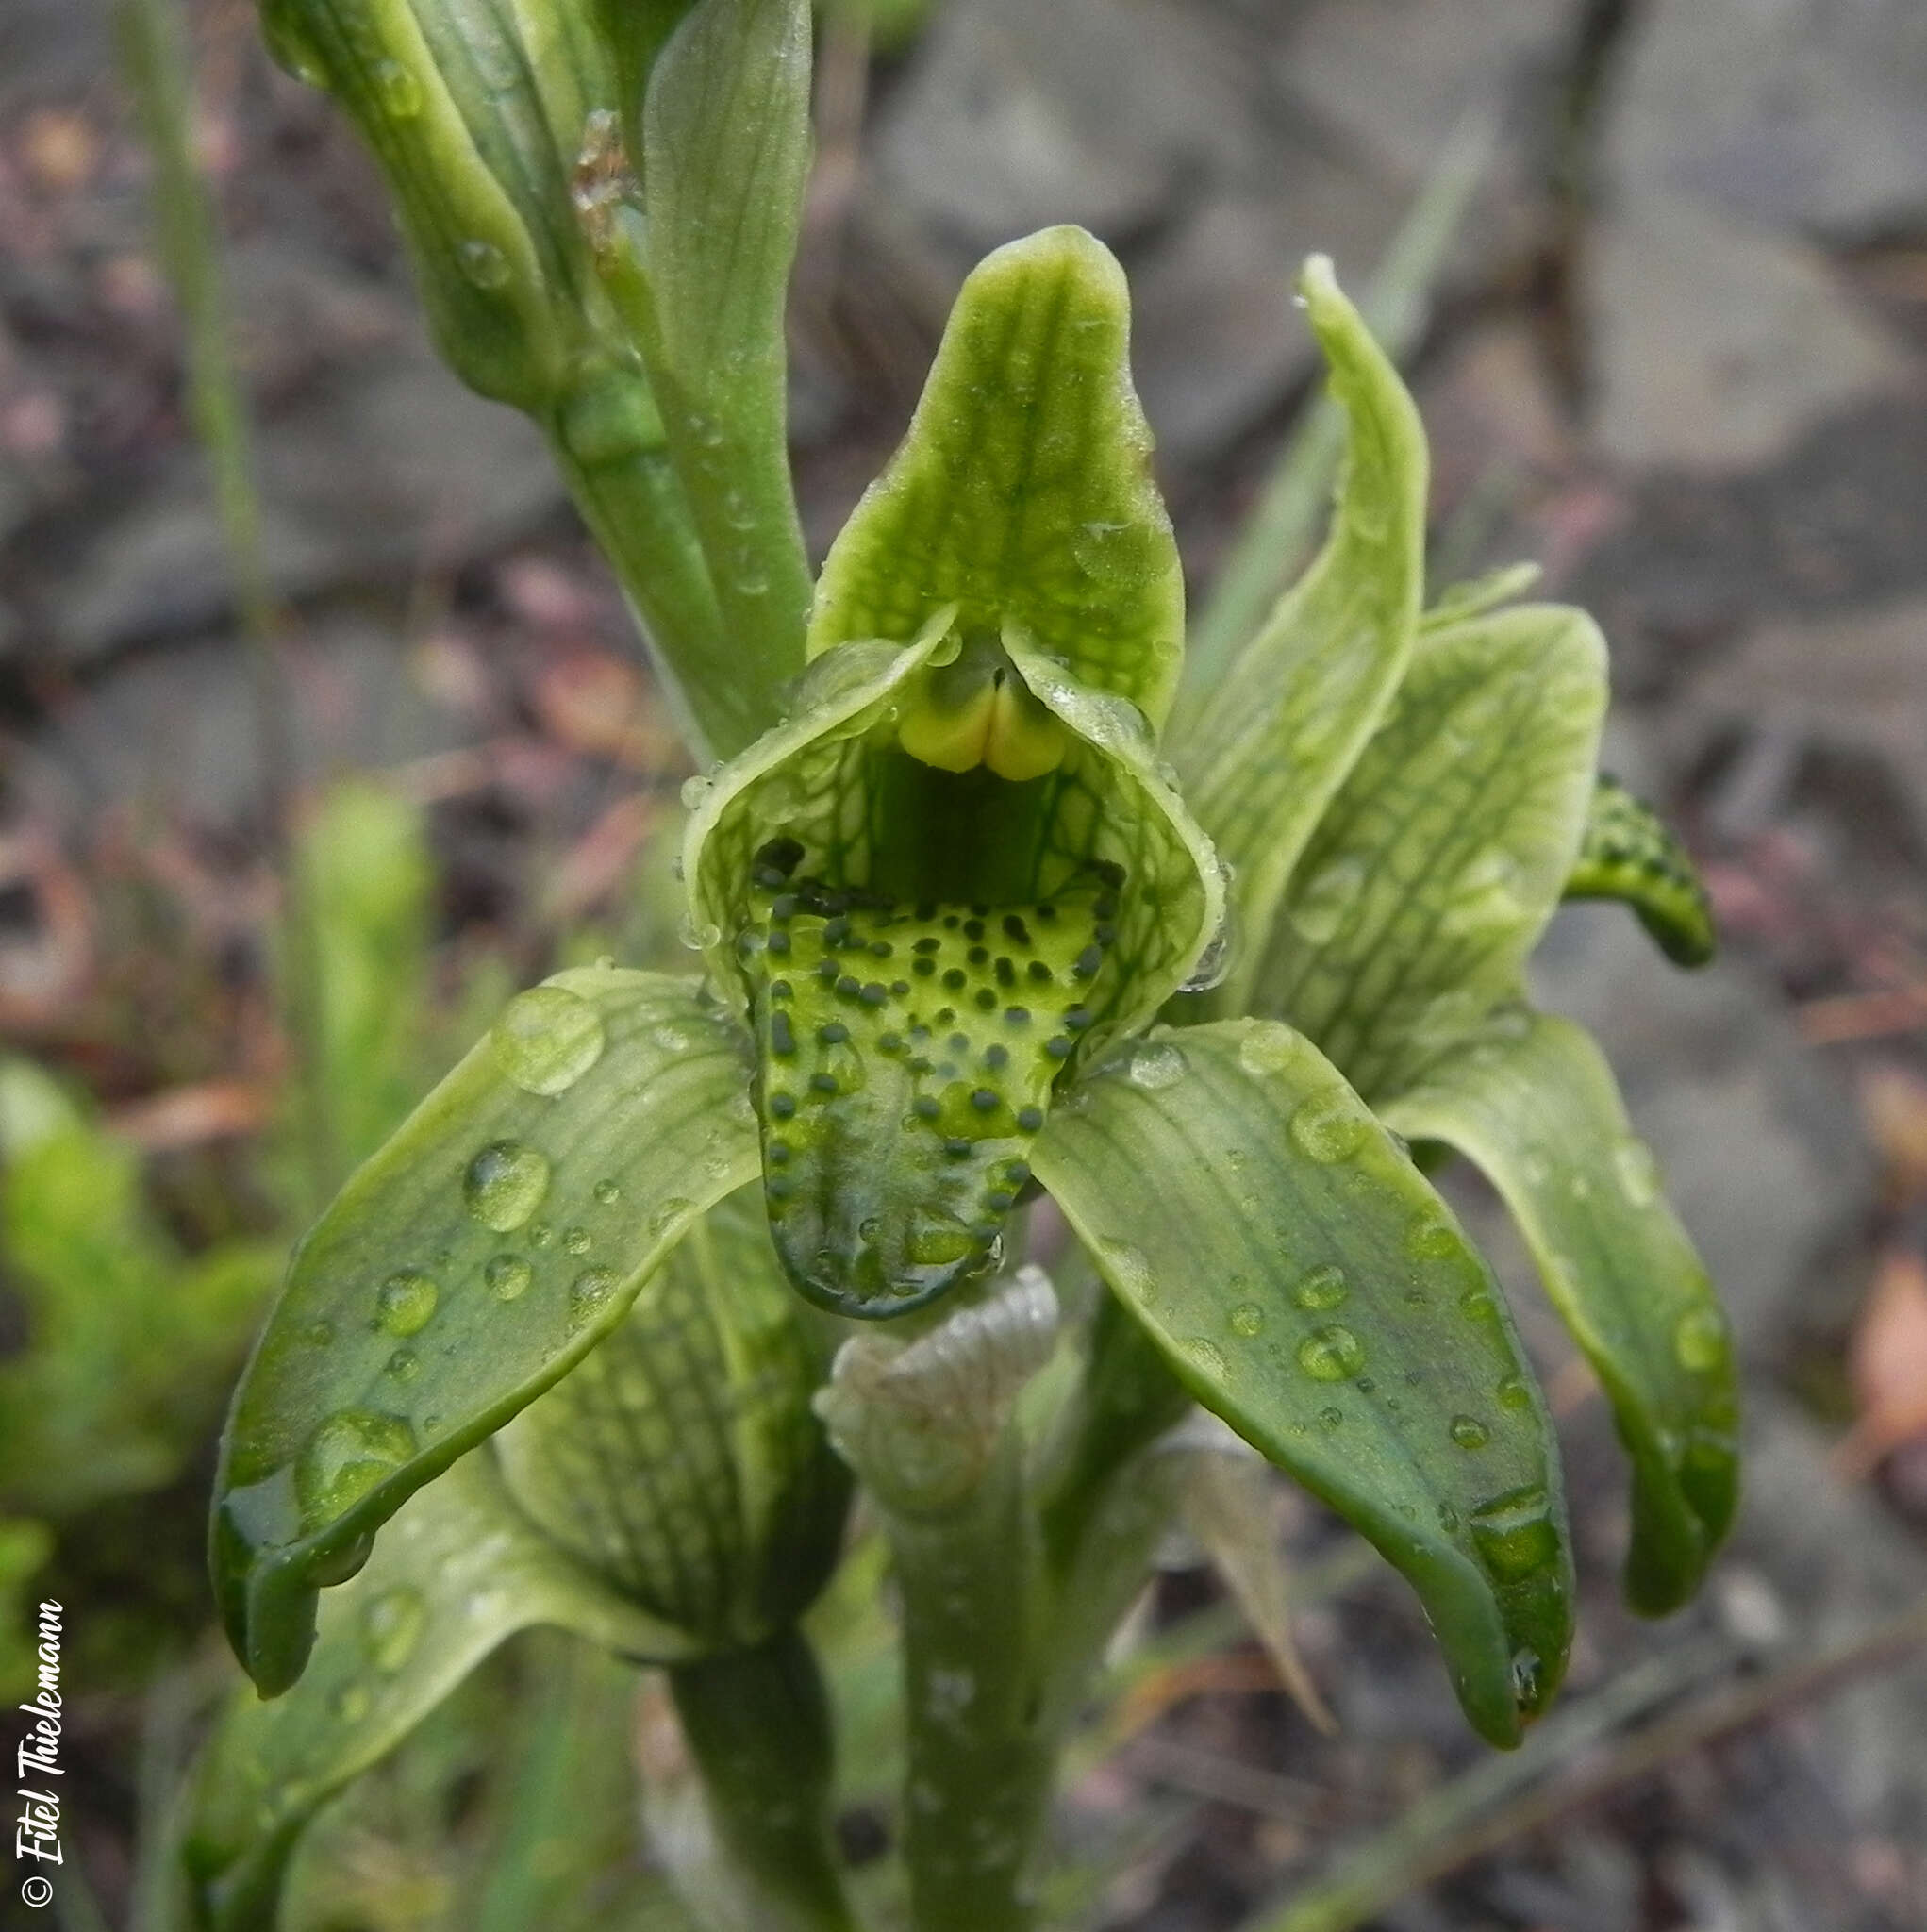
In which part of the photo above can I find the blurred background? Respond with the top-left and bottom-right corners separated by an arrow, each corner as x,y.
2,0 -> 1926,1926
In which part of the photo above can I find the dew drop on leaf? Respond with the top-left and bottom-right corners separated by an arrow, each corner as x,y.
362,1586 -> 425,1674
1125,1040 -> 1188,1091
562,1225 -> 591,1256
385,1348 -> 420,1383
1495,1374 -> 1533,1411
303,1320 -> 335,1347
1297,1324 -> 1365,1381
1449,1414 -> 1490,1449
593,1177 -> 622,1206
296,1411 -> 418,1527
1468,1484 -> 1560,1581
462,1140 -> 551,1232
569,1266 -> 619,1325
1287,1092 -> 1368,1165
1237,1026 -> 1300,1079
485,1254 -> 533,1303
374,1270 -> 439,1337
1095,1237 -> 1156,1305
490,986 -> 606,1095
1403,1214 -> 1459,1261
1293,1263 -> 1349,1311
1183,1336 -> 1229,1377
1229,1302 -> 1265,1338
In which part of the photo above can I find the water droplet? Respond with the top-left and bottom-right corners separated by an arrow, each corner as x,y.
562,1225 -> 592,1256
1317,1405 -> 1343,1431
679,774 -> 710,811
374,1269 -> 439,1337
385,1347 -> 420,1383
491,985 -> 606,1095
362,1587 -> 424,1673
480,1252 -> 532,1304
462,1140 -> 551,1231
1183,1336 -> 1229,1377
1468,1484 -> 1560,1581
457,237 -> 511,290
371,58 -> 422,117
332,1682 -> 371,1724
1237,1026 -> 1301,1079
732,545 -> 770,597
1293,1263 -> 1349,1311
1094,1238 -> 1155,1305
1403,1214 -> 1459,1261
1288,1092 -> 1368,1164
1612,1139 -> 1660,1207
1437,1503 -> 1461,1533
1125,1040 -> 1188,1091
1229,1302 -> 1265,1338
569,1266 -> 619,1324
1071,518 -> 1155,588
303,1319 -> 336,1347
1510,1647 -> 1542,1706
1495,1374 -> 1533,1411
1449,1414 -> 1490,1449
1297,1324 -> 1365,1381
723,485 -> 757,530
680,914 -> 722,953
593,1177 -> 622,1205
1179,913 -> 1236,993
528,1222 -> 555,1249
296,1411 -> 417,1527
646,1197 -> 695,1241
1672,1307 -> 1728,1373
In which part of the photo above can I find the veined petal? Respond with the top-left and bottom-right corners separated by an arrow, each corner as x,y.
809,225 -> 1185,725
186,1447 -> 699,1931
1034,1019 -> 1573,1748
1381,1013 -> 1739,1613
212,967 -> 757,1697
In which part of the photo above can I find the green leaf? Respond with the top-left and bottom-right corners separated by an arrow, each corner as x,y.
184,1448 -> 699,1932
1380,1013 -> 1739,1614
212,967 -> 757,1698
1255,604 -> 1606,1101
809,225 -> 1186,726
684,626 -> 1223,1314
1563,773 -> 1717,968
631,0 -> 815,701
1034,1020 -> 1574,1748
492,1189 -> 850,1642
1171,257 -> 1428,1012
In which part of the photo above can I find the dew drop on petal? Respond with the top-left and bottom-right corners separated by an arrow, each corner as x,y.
462,1140 -> 551,1231
374,1269 -> 438,1337
1125,1040 -> 1188,1091
1288,1093 -> 1368,1165
485,1254 -> 533,1303
1297,1324 -> 1365,1381
491,986 -> 606,1095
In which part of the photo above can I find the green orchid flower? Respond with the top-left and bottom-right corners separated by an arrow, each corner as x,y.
196,3 -> 1745,1911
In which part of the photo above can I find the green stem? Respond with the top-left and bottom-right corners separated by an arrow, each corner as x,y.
891,1438 -> 1054,1932
667,1628 -> 859,1932
113,0 -> 334,1211
551,431 -> 761,764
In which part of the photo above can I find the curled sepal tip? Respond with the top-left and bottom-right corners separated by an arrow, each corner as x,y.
1563,774 -> 1717,969
211,967 -> 757,1696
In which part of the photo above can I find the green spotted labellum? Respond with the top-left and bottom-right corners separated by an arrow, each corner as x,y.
685,228 -> 1224,1317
